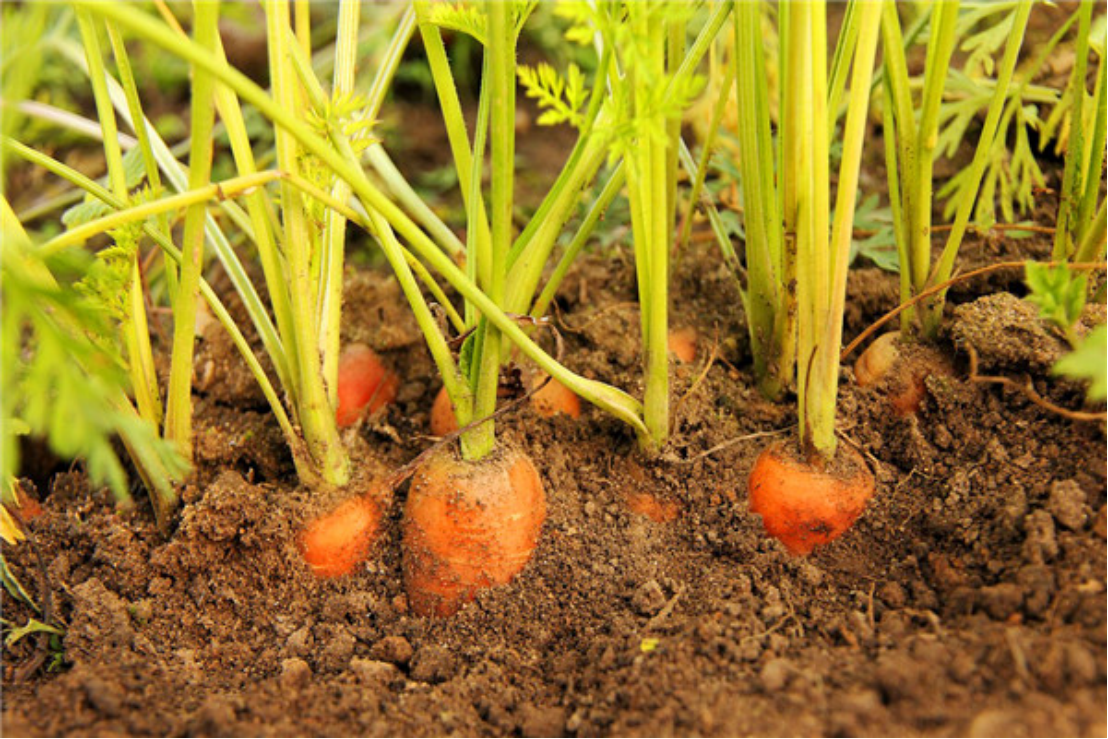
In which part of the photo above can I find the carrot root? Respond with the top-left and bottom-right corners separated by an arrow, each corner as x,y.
336,343 -> 400,427
298,494 -> 383,578
668,327 -> 698,364
748,442 -> 875,555
530,373 -> 581,419
624,491 -> 682,523
403,447 -> 546,617
854,332 -> 954,417
430,386 -> 458,436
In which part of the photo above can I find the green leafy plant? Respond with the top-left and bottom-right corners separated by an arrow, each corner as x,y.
881,0 -> 1032,338
1,205 -> 187,516
1025,261 -> 1107,404
1053,325 -> 1107,402
934,2 -> 1073,226
1025,261 -> 1090,346
719,0 -> 885,556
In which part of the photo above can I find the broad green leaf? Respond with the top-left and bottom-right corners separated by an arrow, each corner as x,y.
1053,324 -> 1108,401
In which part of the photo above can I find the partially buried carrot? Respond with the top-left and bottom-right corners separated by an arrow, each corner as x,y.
748,441 -> 874,555
403,447 -> 546,617
668,327 -> 698,364
335,343 -> 400,427
853,332 -> 953,416
429,373 -> 580,437
298,493 -> 383,578
529,372 -> 581,419
429,385 -> 458,437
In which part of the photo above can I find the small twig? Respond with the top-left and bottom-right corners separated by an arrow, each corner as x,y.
666,426 -> 794,465
740,613 -> 794,644
965,345 -> 1107,422
645,585 -> 686,632
672,327 -> 721,424
841,260 -> 1108,361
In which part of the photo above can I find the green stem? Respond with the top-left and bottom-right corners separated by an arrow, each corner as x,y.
908,1 -> 959,298
85,0 -> 649,441
40,171 -> 282,253
793,1 -> 829,458
164,0 -> 219,463
319,0 -> 360,407
880,3 -> 919,332
626,8 -> 672,452
531,163 -> 625,321
462,2 -> 514,462
678,51 -> 735,254
809,0 -> 882,461
105,19 -> 174,289
924,0 -> 1032,335
1075,47 -> 1105,250
1053,1 -> 1093,260
734,0 -> 792,401
415,7 -> 490,263
75,9 -> 164,432
1074,200 -> 1107,263
265,0 -> 348,487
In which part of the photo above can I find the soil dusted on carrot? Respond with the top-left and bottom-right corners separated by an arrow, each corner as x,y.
299,491 -> 384,578
854,331 -> 956,416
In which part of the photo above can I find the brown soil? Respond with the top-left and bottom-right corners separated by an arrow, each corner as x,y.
4,220 -> 1105,737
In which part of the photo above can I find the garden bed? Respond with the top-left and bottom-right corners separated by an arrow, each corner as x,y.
4,230 -> 1105,736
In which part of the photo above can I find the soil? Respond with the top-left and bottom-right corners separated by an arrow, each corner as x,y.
4,21 -> 1106,736
4,218 -> 1106,736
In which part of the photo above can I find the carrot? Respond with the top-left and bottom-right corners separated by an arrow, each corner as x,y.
624,491 -> 682,523
530,373 -> 581,419
335,343 -> 400,428
667,326 -> 698,364
298,492 -> 383,578
854,331 -> 953,416
429,373 -> 579,437
402,447 -> 546,617
748,441 -> 875,555
853,331 -> 900,387
428,386 -> 457,436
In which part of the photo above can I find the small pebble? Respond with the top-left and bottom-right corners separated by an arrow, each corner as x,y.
351,658 -> 403,687
279,658 -> 312,689
759,658 -> 791,692
410,645 -> 457,684
1048,480 -> 1087,531
371,635 -> 414,666
631,579 -> 667,616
